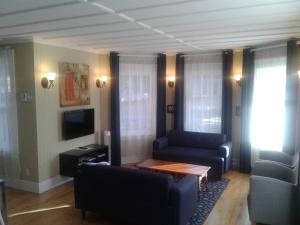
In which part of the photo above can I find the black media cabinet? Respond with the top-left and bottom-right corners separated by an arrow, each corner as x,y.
59,144 -> 109,177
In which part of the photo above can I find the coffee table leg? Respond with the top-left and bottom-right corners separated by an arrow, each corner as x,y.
198,173 -> 209,200
203,173 -> 208,191
198,176 -> 202,200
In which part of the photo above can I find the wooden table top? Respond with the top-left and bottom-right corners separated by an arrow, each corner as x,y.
136,159 -> 211,176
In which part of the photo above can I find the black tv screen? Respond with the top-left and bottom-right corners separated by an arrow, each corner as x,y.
62,109 -> 94,140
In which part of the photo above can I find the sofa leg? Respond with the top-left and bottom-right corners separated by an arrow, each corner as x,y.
81,209 -> 86,220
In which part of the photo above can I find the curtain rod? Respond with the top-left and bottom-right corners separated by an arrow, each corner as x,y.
251,43 -> 287,52
118,54 -> 159,57
181,52 -> 222,57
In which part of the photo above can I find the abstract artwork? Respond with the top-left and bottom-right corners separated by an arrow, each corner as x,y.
59,62 -> 90,107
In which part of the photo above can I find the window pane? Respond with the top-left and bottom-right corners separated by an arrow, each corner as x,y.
250,46 -> 287,151
184,53 -> 223,133
119,57 -> 157,136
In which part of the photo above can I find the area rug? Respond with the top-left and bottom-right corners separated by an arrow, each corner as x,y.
188,178 -> 230,225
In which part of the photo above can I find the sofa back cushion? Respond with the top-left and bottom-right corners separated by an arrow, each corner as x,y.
76,164 -> 174,225
168,130 -> 226,149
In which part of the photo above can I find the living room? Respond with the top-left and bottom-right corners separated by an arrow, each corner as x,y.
0,1 -> 300,225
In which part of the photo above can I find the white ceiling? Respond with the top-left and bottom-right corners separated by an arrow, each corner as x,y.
0,0 -> 300,53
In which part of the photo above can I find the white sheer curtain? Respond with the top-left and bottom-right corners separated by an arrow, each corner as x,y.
0,47 -> 20,181
251,46 -> 287,158
184,53 -> 223,133
119,56 -> 157,164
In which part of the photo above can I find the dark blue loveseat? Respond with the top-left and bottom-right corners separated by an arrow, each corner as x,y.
74,164 -> 198,225
153,130 -> 232,178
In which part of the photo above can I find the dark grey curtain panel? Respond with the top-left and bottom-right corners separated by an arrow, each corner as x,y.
221,50 -> 233,140
283,39 -> 300,155
240,48 -> 255,173
174,53 -> 185,131
156,53 -> 167,138
110,52 -> 121,166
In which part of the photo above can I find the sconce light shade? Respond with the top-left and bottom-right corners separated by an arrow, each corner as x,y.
298,70 -> 300,78
234,74 -> 242,81
96,75 -> 108,88
47,72 -> 56,81
168,75 -> 175,88
41,72 -> 56,89
233,74 -> 242,87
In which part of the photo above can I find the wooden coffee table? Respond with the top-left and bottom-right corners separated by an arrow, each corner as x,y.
136,159 -> 211,197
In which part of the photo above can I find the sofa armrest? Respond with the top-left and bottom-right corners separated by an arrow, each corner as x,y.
218,141 -> 232,158
218,141 -> 232,171
259,150 -> 293,167
253,160 -> 296,184
153,136 -> 168,151
249,175 -> 296,225
169,175 -> 198,225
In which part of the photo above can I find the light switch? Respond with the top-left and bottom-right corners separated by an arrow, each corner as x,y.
20,92 -> 33,103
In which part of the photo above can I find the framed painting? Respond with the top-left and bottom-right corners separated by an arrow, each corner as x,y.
59,62 -> 90,107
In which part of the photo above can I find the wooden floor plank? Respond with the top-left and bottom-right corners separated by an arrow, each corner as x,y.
6,170 -> 252,225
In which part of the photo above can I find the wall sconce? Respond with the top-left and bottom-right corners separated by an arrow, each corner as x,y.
168,75 -> 175,88
96,75 -> 108,88
233,74 -> 242,87
41,72 -> 56,89
298,70 -> 300,79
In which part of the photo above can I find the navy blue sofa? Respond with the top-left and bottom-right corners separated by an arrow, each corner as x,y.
74,164 -> 198,225
153,130 -> 232,178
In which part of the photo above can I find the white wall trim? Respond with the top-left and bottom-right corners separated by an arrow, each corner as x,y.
38,175 -> 73,193
5,178 -> 39,193
5,176 -> 73,193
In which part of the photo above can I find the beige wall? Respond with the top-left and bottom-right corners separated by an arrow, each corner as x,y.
231,50 -> 243,165
99,54 -> 111,140
33,43 -> 108,182
13,43 -> 39,182
166,55 -> 176,132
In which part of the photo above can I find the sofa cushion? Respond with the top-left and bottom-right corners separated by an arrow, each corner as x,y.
168,130 -> 226,149
155,146 -> 220,159
153,146 -> 224,178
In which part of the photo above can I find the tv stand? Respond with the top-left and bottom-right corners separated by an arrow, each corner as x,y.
59,144 -> 109,177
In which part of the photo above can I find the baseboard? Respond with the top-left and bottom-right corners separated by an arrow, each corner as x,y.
38,176 -> 73,193
5,176 -> 73,193
5,178 -> 39,193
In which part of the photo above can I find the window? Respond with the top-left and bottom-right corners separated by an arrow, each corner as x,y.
250,46 -> 287,151
119,56 -> 157,163
184,53 -> 223,133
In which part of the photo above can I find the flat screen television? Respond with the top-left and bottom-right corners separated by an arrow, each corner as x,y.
62,109 -> 94,140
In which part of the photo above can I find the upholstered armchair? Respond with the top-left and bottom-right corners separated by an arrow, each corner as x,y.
248,160 -> 298,225
259,150 -> 298,169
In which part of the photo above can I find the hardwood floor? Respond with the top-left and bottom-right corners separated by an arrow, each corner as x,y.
6,170 -> 252,225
